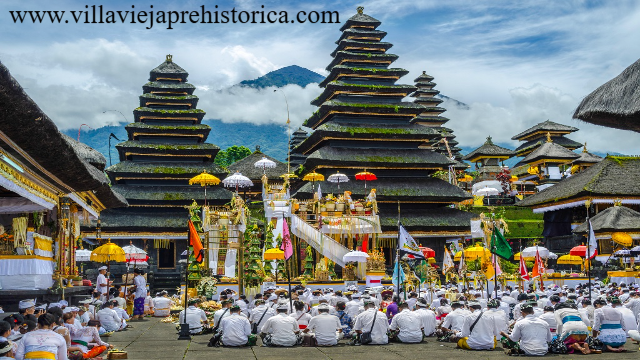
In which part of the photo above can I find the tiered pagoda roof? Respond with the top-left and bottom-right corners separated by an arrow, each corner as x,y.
289,128 -> 308,167
462,136 -> 514,163
100,55 -> 232,233
512,120 -> 582,157
571,144 -> 603,167
521,137 -> 580,166
294,7 -> 472,234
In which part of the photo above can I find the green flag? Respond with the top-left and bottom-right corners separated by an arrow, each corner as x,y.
490,227 -> 513,260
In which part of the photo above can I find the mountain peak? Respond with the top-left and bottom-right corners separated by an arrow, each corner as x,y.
238,65 -> 324,89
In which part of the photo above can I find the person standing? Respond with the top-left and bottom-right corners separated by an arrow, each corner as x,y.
501,304 -> 552,356
14,314 -> 67,360
95,266 -> 109,302
132,268 -> 147,320
353,300 -> 388,345
220,306 -> 251,347
305,304 -> 342,346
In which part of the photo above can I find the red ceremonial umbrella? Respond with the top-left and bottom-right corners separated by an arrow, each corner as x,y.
355,170 -> 377,189
570,245 -> 587,257
419,246 -> 436,258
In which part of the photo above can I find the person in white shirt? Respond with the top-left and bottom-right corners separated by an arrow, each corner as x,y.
310,299 -> 337,317
593,298 -> 626,352
329,291 -> 346,307
152,292 -> 174,317
628,312 -> 640,343
579,299 -> 595,326
435,299 -> 452,319
353,300 -> 388,345
260,304 -> 299,347
112,305 -> 129,330
179,299 -> 208,334
144,291 -> 154,316
250,300 -> 276,334
14,314 -> 67,360
389,303 -> 423,343
95,266 -> 109,302
220,305 -> 251,347
96,301 -> 123,332
457,301 -> 500,350
236,295 -> 249,317
624,291 -> 640,320
414,299 -> 436,337
485,299 -> 507,334
501,303 -> 552,356
438,301 -> 468,341
405,292 -> 418,310
611,297 -> 636,337
345,293 -> 363,319
538,306 -> 558,335
213,300 -> 233,328
304,304 -> 341,346
512,293 -> 529,321
289,301 -> 311,330
132,269 -> 147,320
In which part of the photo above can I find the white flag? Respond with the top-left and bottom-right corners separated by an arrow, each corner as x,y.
317,183 -> 322,199
398,225 -> 425,260
442,248 -> 454,274
588,219 -> 598,259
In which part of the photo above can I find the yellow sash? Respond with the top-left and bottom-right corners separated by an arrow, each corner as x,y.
25,351 -> 56,359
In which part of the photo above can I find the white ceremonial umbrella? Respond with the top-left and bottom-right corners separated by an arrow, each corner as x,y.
521,246 -> 551,259
342,250 -> 369,263
548,252 -> 558,260
475,187 -> 500,196
123,244 -> 148,263
327,171 -> 349,189
254,156 -> 276,174
223,171 -> 254,193
75,249 -> 92,262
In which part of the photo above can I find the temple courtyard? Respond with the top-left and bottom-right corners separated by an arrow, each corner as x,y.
107,317 -> 640,360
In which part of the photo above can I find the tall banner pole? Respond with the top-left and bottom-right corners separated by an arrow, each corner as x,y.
586,200 -> 592,299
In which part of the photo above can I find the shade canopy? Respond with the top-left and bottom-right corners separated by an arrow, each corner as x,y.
557,254 -> 583,265
327,172 -> 349,183
464,245 -> 491,261
612,232 -> 633,247
122,244 -> 148,263
569,245 -> 588,257
188,171 -> 221,186
355,171 -> 377,181
263,248 -> 285,260
419,247 -> 436,259
75,249 -> 92,262
342,250 -> 369,263
302,172 -> 324,182
223,171 -> 253,188
476,187 -> 500,196
458,174 -> 473,182
280,173 -> 298,179
91,240 -> 126,263
521,246 -> 550,259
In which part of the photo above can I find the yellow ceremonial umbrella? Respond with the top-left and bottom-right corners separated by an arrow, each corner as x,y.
464,245 -> 491,261
557,254 -> 583,265
458,174 -> 473,182
454,251 -> 462,261
302,172 -> 324,192
189,171 -> 221,206
510,175 -> 518,182
280,173 -> 298,179
513,252 -> 534,261
612,232 -> 633,247
263,248 -> 285,260
91,239 -> 126,301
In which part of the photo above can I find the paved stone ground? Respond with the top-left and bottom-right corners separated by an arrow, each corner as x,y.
106,317 -> 640,360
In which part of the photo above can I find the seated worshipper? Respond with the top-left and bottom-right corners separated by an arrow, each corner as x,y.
236,295 -> 249,317
345,293 -> 363,319
112,303 -> 130,329
580,299 -> 596,326
486,299 -> 508,334
77,306 -> 90,327
179,299 -> 209,335
414,299 -> 436,337
289,301 -> 311,330
144,290 -> 154,316
0,322 -> 11,342
15,314 -> 67,360
435,299 -> 452,320
212,300 -> 233,332
538,306 -> 558,335
352,299 -> 389,345
386,296 -> 400,322
97,301 -> 124,332
437,301 -> 468,342
0,340 -> 13,360
304,304 -> 342,346
69,320 -> 112,359
18,300 -> 37,323
251,299 -> 276,333
457,301 -> 500,350
335,301 -> 353,337
612,297 -> 637,336
550,301 -> 601,354
260,303 -> 300,347
219,305 -> 252,347
500,303 -> 552,356
628,312 -> 640,343
310,299 -> 337,317
388,302 -> 423,343
593,299 -> 626,352
47,308 -> 71,349
152,291 -> 174,317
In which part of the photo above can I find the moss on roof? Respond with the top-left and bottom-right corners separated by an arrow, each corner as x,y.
125,123 -> 210,131
143,81 -> 195,89
106,161 -> 227,176
134,107 -> 205,114
115,141 -> 219,151
140,93 -> 198,100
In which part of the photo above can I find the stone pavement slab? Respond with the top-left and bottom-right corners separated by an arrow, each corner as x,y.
106,317 -> 640,360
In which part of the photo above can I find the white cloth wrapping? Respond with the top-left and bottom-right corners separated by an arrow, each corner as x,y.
224,249 -> 237,278
0,258 -> 54,290
414,308 -> 437,336
470,220 -> 483,239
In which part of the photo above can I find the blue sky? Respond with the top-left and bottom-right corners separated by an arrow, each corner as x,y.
1,0 -> 639,154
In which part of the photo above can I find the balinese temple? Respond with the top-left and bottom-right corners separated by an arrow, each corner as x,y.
87,56 -> 233,290
0,61 -> 127,308
227,147 -> 288,200
567,143 -> 603,174
291,7 -> 472,269
462,136 -> 514,181
518,155 -> 640,253
518,134 -> 579,190
573,203 -> 640,259
512,120 -> 582,157
289,128 -> 308,168
410,72 -> 463,162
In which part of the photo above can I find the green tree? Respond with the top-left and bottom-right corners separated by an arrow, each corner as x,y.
214,145 -> 252,167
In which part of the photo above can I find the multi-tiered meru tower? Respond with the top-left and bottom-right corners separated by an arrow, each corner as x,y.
98,56 -> 232,287
294,8 -> 472,257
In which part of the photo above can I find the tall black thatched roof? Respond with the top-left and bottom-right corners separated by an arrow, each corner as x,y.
0,61 -> 127,209
462,136 -> 514,161
378,208 -> 473,232
512,120 -> 579,141
573,58 -> 640,132
573,205 -> 640,234
62,134 -> 107,171
227,152 -> 288,180
515,136 -> 583,155
339,7 -> 381,31
517,156 -> 640,208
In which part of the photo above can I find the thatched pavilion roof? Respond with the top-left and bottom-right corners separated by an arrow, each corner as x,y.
573,58 -> 640,132
573,205 -> 640,234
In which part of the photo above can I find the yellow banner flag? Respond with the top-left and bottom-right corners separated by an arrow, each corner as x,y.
484,262 -> 495,280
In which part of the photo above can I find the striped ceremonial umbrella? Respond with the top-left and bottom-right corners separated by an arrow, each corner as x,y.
327,171 -> 349,189
223,171 -> 253,193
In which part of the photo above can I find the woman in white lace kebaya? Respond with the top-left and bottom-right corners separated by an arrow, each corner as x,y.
593,299 -> 627,352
